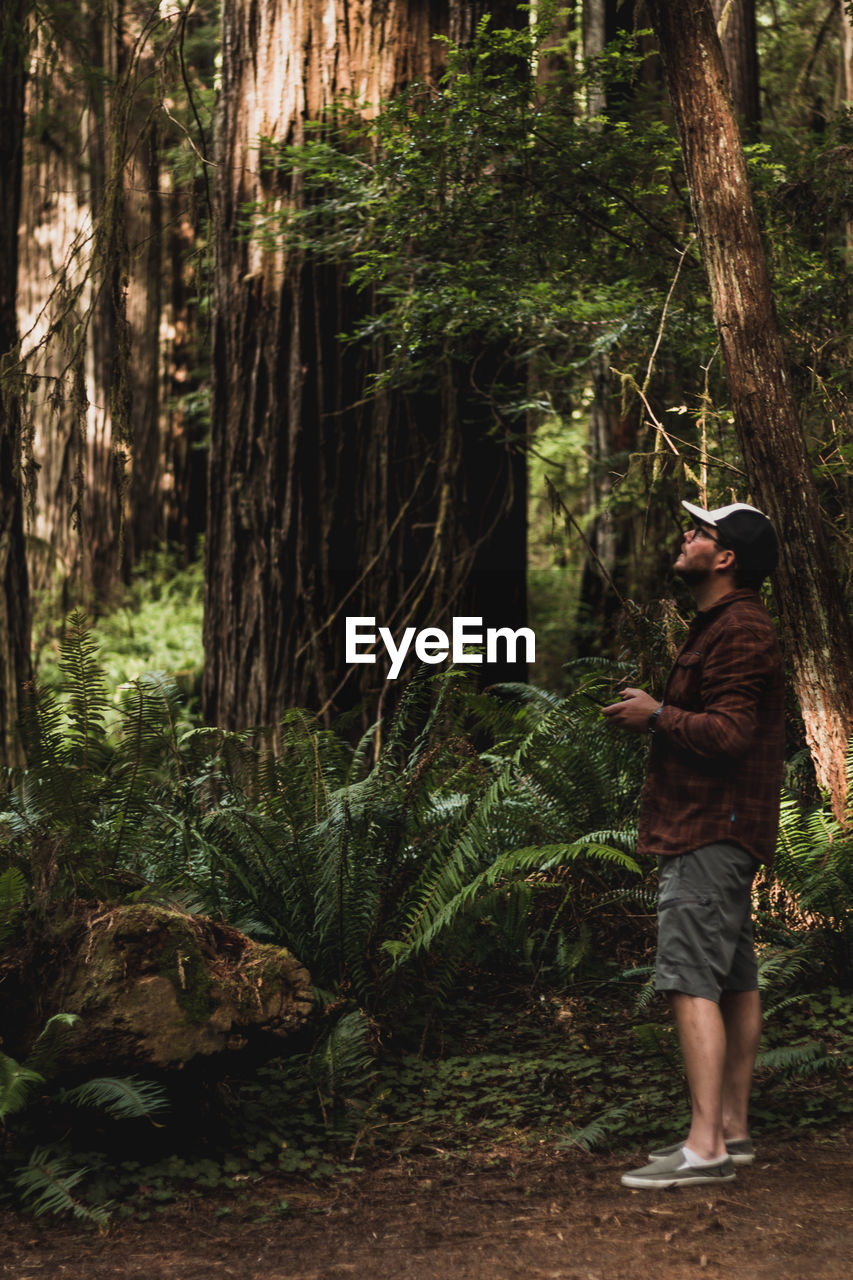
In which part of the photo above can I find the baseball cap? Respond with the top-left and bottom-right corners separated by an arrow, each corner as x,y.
682,500 -> 778,579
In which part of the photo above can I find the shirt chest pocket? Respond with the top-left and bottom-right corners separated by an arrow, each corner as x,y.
668,650 -> 704,708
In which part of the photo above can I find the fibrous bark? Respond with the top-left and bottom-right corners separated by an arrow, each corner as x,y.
205,0 -> 529,734
649,0 -> 853,819
0,0 -> 32,769
711,0 -> 760,128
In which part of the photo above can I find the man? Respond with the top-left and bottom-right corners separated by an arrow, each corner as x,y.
602,500 -> 785,1189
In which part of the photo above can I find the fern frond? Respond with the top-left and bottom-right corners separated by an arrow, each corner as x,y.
756,1041 -> 829,1077
60,1075 -> 169,1120
556,1104 -> 632,1152
385,841 -> 638,964
58,612 -> 111,769
14,1146 -> 112,1224
309,1010 -> 377,1109
0,866 -> 27,943
0,1055 -> 46,1123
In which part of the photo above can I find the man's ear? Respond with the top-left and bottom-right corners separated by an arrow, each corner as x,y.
716,547 -> 736,573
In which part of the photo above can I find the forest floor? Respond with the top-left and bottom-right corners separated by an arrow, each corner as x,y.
2,1124 -> 850,1280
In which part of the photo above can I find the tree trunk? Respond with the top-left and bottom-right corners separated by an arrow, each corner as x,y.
843,0 -> 853,101
17,6 -> 124,597
710,0 -> 760,128
122,11 -> 164,566
17,2 -> 169,597
205,0 -> 529,734
649,0 -> 853,819
842,0 -> 853,264
0,0 -> 32,769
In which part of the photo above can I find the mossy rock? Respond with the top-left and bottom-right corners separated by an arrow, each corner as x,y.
40,904 -> 313,1070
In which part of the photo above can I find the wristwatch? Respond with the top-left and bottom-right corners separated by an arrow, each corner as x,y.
648,704 -> 663,733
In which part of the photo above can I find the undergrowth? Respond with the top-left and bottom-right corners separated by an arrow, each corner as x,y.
2,618 -> 852,1224
49,977 -> 853,1224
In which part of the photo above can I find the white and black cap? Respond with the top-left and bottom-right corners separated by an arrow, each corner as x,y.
682,500 -> 778,579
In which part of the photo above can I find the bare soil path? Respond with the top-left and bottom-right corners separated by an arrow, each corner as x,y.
2,1127 -> 850,1280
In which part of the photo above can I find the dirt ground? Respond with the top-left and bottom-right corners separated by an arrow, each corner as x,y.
2,1125 -> 851,1280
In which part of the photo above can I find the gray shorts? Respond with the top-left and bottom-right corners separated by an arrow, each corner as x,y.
655,842 -> 759,1002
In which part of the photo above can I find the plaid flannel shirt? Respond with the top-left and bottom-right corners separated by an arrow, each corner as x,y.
638,589 -> 786,866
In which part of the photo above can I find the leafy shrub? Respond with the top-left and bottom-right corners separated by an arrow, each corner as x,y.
2,618 -> 643,1019
0,1013 -> 168,1224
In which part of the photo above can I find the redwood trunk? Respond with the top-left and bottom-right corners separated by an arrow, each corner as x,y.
205,0 -> 528,733
0,0 -> 32,769
18,2 -> 167,596
710,0 -> 760,128
649,0 -> 853,818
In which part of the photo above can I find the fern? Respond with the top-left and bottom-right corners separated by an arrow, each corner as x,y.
556,1103 -> 632,1152
59,1075 -> 168,1121
384,841 -> 639,964
0,1057 -> 46,1124
763,743 -> 853,989
58,612 -> 111,771
13,1147 -> 112,1225
0,866 -> 26,944
755,1041 -> 834,1077
1,1011 -> 168,1222
24,1013 -> 81,1077
308,1010 -> 378,1116
2,629 -> 645,1016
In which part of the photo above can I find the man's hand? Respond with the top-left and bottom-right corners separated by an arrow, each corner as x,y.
600,687 -> 661,734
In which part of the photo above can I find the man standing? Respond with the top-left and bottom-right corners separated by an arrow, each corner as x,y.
603,500 -> 785,1189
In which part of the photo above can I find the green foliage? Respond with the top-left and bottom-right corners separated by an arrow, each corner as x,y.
0,1011 -> 168,1224
241,6 -> 853,620
759,744 -> 853,984
34,552 -> 204,709
5,619 -> 852,1218
2,611 -> 193,900
5,615 -> 644,1013
59,1076 -> 171,1122
0,866 -> 26,944
13,1147 -> 113,1226
135,670 -> 644,1014
246,13 -> 698,415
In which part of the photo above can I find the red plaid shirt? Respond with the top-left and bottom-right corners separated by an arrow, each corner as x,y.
638,589 -> 785,865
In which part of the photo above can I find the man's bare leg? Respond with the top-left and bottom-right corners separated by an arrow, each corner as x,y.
720,988 -> 762,1141
668,992 -> 727,1161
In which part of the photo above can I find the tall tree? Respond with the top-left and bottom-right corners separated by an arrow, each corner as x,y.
844,0 -> 853,101
17,2 -> 212,596
18,4 -> 129,596
711,0 -> 760,128
205,0 -> 528,733
648,0 -> 853,818
0,0 -> 32,768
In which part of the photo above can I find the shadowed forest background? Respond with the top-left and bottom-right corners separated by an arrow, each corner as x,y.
0,0 -> 852,1229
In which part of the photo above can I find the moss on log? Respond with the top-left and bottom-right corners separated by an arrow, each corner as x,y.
21,904 -> 313,1071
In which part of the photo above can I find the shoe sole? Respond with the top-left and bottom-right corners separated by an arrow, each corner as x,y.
622,1169 -> 737,1189
648,1145 -> 755,1166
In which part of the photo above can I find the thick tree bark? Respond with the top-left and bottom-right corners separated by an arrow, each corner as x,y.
843,0 -> 853,102
205,0 -> 528,733
842,1 -> 853,262
17,2 -> 169,596
649,0 -> 853,818
0,0 -> 32,769
123,16 -> 164,566
18,7 -> 122,595
710,0 -> 760,128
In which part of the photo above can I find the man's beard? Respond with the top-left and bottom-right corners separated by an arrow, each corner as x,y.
675,563 -> 713,588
